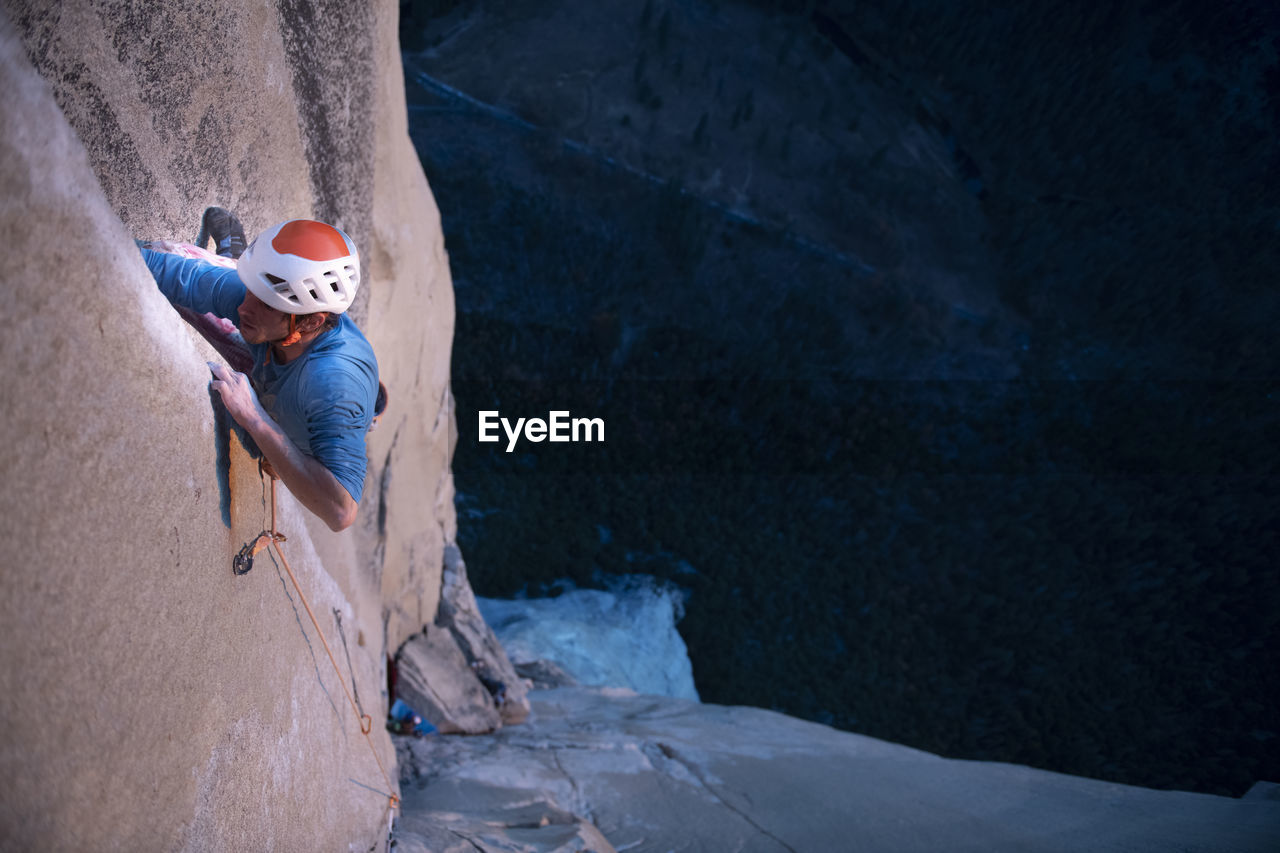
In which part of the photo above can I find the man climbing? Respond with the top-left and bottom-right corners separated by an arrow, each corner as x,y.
140,208 -> 379,532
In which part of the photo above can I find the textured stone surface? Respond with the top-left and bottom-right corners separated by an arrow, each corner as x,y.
0,0 -> 459,657
395,688 -> 1280,853
515,659 -> 580,691
0,0 -> 459,848
393,807 -> 616,853
437,543 -> 531,725
357,0 -> 460,658
395,627 -> 501,735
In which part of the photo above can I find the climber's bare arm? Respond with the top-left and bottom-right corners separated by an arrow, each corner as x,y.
208,362 -> 358,532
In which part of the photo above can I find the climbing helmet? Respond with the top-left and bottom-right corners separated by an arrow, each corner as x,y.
237,219 -> 360,315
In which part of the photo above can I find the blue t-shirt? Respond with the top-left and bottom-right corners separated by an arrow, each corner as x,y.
142,248 -> 379,503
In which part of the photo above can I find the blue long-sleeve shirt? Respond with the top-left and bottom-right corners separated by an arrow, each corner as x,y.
142,248 -> 379,503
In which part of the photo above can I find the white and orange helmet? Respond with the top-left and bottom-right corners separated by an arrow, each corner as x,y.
237,219 -> 360,315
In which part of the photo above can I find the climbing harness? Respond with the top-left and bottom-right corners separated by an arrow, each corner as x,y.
236,476 -> 400,813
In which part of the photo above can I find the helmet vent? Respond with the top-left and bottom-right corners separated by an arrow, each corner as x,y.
263,273 -> 297,302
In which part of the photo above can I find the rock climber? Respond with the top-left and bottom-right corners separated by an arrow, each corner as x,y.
139,207 -> 379,532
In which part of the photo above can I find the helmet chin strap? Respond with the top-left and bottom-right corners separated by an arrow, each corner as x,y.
263,315 -> 304,366
280,315 -> 302,347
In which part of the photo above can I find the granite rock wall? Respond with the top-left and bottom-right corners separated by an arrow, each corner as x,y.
0,1 -> 463,847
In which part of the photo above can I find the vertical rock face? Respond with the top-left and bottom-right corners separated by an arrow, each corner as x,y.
0,0 -> 458,848
391,545 -> 532,736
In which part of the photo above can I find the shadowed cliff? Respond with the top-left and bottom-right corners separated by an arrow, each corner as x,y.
402,0 -> 1279,799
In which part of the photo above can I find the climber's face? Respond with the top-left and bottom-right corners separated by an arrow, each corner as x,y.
237,290 -> 292,345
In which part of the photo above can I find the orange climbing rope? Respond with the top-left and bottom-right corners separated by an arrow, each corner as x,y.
243,478 -> 400,813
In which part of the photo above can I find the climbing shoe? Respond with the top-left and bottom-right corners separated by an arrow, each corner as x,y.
197,206 -> 247,259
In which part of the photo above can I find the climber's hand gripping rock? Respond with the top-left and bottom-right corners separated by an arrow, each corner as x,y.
208,361 -> 266,431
